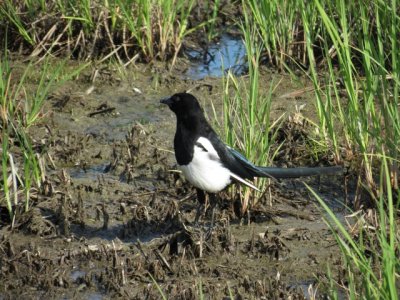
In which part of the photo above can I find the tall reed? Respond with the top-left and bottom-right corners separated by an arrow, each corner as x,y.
240,3 -> 399,295
302,0 -> 399,199
243,0 -> 399,201
307,157 -> 399,299
221,22 -> 281,213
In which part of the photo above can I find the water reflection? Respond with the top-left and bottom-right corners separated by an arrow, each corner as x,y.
186,34 -> 247,79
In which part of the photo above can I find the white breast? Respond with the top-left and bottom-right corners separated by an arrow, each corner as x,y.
178,137 -> 232,193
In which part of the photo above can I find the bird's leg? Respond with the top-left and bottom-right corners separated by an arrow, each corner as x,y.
194,188 -> 206,225
209,193 -> 217,229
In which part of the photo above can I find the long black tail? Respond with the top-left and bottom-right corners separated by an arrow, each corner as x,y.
227,146 -> 343,179
255,166 -> 343,178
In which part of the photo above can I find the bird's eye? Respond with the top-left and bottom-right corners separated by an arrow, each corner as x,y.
174,96 -> 181,102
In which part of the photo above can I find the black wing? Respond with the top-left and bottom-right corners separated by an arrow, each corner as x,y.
206,132 -> 343,179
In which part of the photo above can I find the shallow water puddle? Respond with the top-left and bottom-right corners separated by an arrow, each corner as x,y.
294,280 -> 347,300
70,269 -> 87,281
185,34 -> 247,79
68,163 -> 109,180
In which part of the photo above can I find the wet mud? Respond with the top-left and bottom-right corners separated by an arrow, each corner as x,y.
0,39 -> 349,299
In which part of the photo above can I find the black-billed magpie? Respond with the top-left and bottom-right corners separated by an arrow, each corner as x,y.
161,92 -> 342,216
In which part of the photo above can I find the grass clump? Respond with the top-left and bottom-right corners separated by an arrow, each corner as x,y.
307,157 -> 399,299
220,24 -> 282,213
232,3 -> 399,295
241,0 -> 399,204
244,0 -> 310,71
301,0 -> 399,205
0,54 -> 87,221
0,0 -> 219,65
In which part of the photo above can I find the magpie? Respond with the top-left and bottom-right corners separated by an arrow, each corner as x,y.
161,92 -> 342,218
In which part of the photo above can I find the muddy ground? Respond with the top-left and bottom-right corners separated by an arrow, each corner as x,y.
0,54 -> 349,299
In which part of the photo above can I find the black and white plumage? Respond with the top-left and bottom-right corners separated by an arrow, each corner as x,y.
161,92 -> 342,198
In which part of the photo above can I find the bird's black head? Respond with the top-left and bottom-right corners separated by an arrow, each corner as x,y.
160,93 -> 202,116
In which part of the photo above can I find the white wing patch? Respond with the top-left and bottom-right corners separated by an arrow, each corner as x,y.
196,137 -> 220,159
179,137 -> 260,193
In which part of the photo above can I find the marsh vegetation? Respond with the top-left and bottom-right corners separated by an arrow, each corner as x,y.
0,0 -> 399,298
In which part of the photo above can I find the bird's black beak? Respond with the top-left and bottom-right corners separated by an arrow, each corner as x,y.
160,96 -> 172,106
